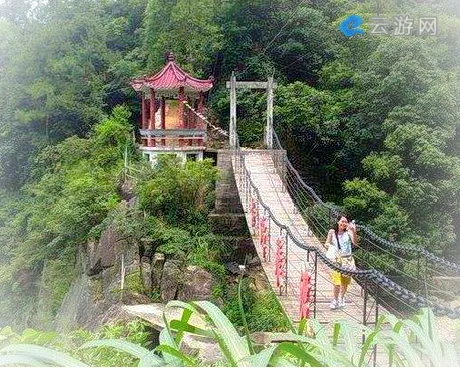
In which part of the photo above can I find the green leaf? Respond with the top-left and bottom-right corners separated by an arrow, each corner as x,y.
169,320 -> 214,338
358,315 -> 386,366
276,342 -> 326,367
175,307 -> 193,345
154,344 -> 197,367
332,322 -> 340,347
79,339 -> 163,367
159,316 -> 183,367
382,330 -> 424,367
241,345 -> 277,367
0,344 -> 89,367
0,354 -> 48,366
190,301 -> 251,363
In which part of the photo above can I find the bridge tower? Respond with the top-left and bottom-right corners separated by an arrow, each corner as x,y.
131,52 -> 214,164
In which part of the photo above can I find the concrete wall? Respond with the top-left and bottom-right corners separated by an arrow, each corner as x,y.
208,149 -> 248,236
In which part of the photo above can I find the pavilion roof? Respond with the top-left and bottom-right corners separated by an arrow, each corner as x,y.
131,53 -> 213,93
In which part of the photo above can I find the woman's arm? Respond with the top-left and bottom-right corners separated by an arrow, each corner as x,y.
325,229 -> 334,248
348,223 -> 358,246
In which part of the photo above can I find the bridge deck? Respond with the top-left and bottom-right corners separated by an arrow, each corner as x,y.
234,150 -> 381,326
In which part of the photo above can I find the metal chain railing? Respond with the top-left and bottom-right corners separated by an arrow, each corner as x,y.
272,130 -> 460,308
233,132 -> 460,320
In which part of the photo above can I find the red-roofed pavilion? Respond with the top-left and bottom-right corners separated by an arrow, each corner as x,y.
131,52 -> 214,162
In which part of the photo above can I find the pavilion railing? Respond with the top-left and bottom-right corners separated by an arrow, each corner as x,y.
139,128 -> 206,148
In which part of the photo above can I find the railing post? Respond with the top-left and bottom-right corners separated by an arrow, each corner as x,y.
268,215 -> 272,262
313,251 -> 318,319
417,249 -> 421,296
245,173 -> 249,212
230,72 -> 237,148
265,76 -> 274,149
373,286 -> 379,367
362,279 -> 368,344
285,231 -> 289,296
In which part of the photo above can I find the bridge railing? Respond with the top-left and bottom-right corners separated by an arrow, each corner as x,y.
272,130 -> 460,314
232,133 -> 460,322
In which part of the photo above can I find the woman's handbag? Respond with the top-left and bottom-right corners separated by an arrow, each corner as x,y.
325,244 -> 341,264
341,256 -> 356,271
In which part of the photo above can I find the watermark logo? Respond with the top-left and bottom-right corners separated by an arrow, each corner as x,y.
339,15 -> 365,37
340,14 -> 438,37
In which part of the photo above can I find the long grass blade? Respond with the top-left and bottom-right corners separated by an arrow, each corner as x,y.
79,339 -> 163,367
242,345 -> 277,367
155,344 -> 198,367
276,342 -> 326,367
238,277 -> 255,355
0,354 -> 48,366
169,320 -> 214,338
358,315 -> 386,366
159,321 -> 183,367
191,301 -> 250,363
0,344 -> 89,367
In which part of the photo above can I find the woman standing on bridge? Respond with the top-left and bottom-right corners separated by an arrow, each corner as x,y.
325,215 -> 358,310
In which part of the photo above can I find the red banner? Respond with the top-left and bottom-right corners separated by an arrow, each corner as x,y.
275,237 -> 286,292
299,271 -> 312,320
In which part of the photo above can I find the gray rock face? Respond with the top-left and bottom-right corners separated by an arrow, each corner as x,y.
181,334 -> 223,365
87,225 -> 127,276
55,200 -> 142,332
141,257 -> 152,292
151,253 -> 165,287
123,303 -> 222,365
160,260 -> 182,302
177,266 -> 214,301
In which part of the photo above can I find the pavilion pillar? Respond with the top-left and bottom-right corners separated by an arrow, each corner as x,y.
266,76 -> 274,149
149,88 -> 156,147
140,93 -> 146,130
178,87 -> 185,128
229,72 -> 237,149
161,97 -> 166,146
178,87 -> 185,146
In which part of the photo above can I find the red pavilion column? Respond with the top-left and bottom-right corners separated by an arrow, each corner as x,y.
161,97 -> 166,146
178,87 -> 185,146
141,95 -> 147,130
197,91 -> 205,145
149,88 -> 156,147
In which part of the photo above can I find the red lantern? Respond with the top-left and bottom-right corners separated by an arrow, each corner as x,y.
275,237 -> 286,293
299,271 -> 312,319
259,216 -> 269,261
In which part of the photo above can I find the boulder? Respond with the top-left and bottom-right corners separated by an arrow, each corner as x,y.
160,260 -> 181,302
181,334 -> 223,365
122,303 -> 208,331
224,261 -> 241,275
87,225 -> 127,276
151,253 -> 165,288
177,266 -> 214,301
140,257 -> 152,292
122,303 -> 222,364
119,179 -> 135,201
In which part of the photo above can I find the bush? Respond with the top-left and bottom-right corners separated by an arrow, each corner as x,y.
136,155 -> 219,225
222,278 -> 290,333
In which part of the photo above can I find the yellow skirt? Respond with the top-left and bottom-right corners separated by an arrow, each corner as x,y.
331,270 -> 351,286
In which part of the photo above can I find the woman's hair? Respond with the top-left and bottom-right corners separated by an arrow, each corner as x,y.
333,214 -> 350,234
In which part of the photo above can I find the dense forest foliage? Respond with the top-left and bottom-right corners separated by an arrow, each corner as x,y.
0,0 -> 459,328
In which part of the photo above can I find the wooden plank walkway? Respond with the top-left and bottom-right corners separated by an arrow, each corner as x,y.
233,151 -> 381,325
231,150 -> 460,365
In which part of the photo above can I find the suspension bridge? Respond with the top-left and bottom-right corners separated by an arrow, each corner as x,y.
197,74 -> 460,363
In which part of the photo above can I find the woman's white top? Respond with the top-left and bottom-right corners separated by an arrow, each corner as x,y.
331,231 -> 353,257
